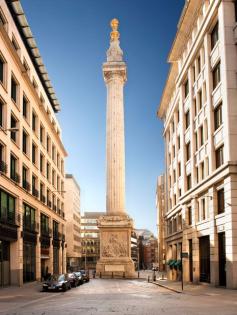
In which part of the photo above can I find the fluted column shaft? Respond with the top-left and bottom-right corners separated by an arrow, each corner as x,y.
105,72 -> 126,215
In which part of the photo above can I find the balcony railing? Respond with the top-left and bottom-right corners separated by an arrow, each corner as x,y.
0,161 -> 7,174
11,172 -> 20,183
23,180 -> 31,192
41,227 -> 52,237
32,188 -> 39,198
53,231 -> 61,240
0,207 -> 17,225
23,221 -> 39,233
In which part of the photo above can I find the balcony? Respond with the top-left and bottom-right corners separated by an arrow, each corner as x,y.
23,180 -> 31,192
0,210 -> 19,241
23,221 -> 39,234
32,188 -> 39,198
0,161 -> 7,174
11,172 -> 20,184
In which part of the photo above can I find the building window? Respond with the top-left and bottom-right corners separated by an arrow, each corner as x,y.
202,198 -> 206,220
177,110 -> 180,122
186,142 -> 191,161
178,136 -> 180,150
201,161 -> 204,180
0,99 -> 4,128
23,203 -> 36,232
197,55 -> 201,74
22,95 -> 28,119
178,162 -> 181,177
10,115 -> 17,142
0,54 -> 5,85
10,154 -> 18,182
12,36 -> 20,54
213,62 -> 221,90
40,125 -> 44,144
211,22 -> 219,50
216,145 -> 224,168
32,143 -> 36,165
46,135 -> 50,153
52,169 -> 55,187
32,112 -> 37,132
198,89 -> 202,110
185,110 -> 190,129
217,188 -> 224,214
22,130 -> 28,154
0,190 -> 15,224
184,79 -> 189,98
200,125 -> 204,146
46,162 -> 50,181
52,144 -> 55,161
214,103 -> 222,131
22,166 -> 29,190
41,213 -> 49,235
0,9 -> 7,28
11,76 -> 18,104
187,174 -> 191,190
40,153 -> 44,173
32,175 -> 37,197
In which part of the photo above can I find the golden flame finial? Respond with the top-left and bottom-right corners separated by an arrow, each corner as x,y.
110,18 -> 120,41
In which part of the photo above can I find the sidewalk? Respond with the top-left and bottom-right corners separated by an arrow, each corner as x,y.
153,277 -> 237,297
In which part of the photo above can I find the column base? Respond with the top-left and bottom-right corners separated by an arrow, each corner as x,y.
96,214 -> 135,278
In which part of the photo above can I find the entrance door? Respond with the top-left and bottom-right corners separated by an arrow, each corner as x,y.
0,240 -> 10,287
189,239 -> 193,282
23,242 -> 36,282
199,236 -> 210,283
218,232 -> 226,286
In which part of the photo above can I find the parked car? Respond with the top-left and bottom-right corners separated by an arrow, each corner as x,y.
74,271 -> 83,285
80,270 -> 89,282
42,274 -> 71,292
67,273 -> 79,287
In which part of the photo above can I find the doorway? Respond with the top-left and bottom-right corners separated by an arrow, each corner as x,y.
0,240 -> 10,287
218,232 -> 226,286
199,236 -> 210,283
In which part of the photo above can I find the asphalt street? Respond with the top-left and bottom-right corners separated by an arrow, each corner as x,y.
0,279 -> 237,315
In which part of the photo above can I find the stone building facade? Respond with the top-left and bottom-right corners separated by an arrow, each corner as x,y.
156,175 -> 166,271
157,0 -> 237,288
0,0 -> 67,286
65,174 -> 81,271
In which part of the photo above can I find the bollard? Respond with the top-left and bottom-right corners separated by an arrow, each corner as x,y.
138,271 -> 140,279
153,274 -> 156,282
112,272 -> 114,279
123,272 -> 125,279
148,276 -> 150,283
100,272 -> 101,278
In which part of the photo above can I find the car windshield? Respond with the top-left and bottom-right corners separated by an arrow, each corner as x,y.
49,274 -> 64,281
75,272 -> 81,276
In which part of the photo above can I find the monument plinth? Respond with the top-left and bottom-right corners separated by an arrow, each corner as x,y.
96,19 -> 135,277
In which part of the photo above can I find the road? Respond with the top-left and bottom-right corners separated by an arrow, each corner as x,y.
0,279 -> 237,315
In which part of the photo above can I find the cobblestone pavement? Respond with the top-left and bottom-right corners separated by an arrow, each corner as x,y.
0,279 -> 237,315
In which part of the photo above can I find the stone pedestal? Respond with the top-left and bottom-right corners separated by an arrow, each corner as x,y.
96,215 -> 135,277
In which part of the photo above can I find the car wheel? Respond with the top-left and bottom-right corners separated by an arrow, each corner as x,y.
62,284 -> 67,292
68,283 -> 71,290
43,287 -> 48,292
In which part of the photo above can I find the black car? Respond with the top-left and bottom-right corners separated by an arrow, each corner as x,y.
80,270 -> 89,282
42,274 -> 71,292
74,271 -> 83,285
67,273 -> 79,287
